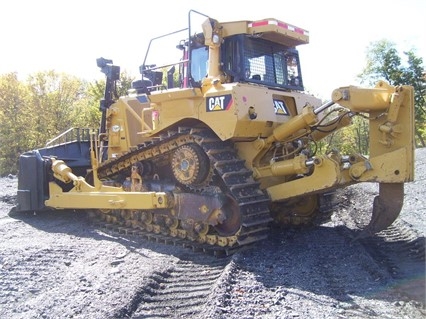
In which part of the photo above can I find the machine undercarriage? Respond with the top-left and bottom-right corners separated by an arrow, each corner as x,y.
86,127 -> 273,253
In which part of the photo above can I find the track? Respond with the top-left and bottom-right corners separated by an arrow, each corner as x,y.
89,127 -> 272,255
90,219 -> 249,257
2,148 -> 426,318
113,256 -> 230,318
1,183 -> 424,318
0,245 -> 76,301
357,219 -> 425,303
363,219 -> 425,268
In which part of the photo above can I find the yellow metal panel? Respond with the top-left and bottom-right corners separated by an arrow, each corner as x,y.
46,182 -> 168,210
368,85 -> 415,182
219,20 -> 250,37
266,156 -> 342,201
355,147 -> 412,183
247,19 -> 309,46
198,84 -> 238,140
148,87 -> 203,103
220,19 -> 309,47
198,83 -> 322,141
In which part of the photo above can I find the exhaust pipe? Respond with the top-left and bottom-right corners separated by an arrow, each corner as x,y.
359,183 -> 404,237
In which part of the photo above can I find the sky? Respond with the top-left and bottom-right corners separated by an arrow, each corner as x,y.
1,0 -> 425,100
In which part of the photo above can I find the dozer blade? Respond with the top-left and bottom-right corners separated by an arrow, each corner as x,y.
360,183 -> 404,237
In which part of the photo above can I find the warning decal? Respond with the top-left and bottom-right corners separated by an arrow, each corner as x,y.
206,94 -> 233,112
273,99 -> 289,115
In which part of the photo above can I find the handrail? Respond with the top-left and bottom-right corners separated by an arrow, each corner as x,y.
45,128 -> 93,147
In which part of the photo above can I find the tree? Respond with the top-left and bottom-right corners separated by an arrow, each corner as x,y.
1,71 -> 94,174
402,51 -> 426,146
0,73 -> 32,175
85,71 -> 135,128
0,69 -> 135,175
117,71 -> 135,97
26,71 -> 90,147
358,39 -> 426,147
314,113 -> 369,156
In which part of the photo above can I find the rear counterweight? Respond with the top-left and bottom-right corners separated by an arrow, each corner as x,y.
16,151 -> 50,212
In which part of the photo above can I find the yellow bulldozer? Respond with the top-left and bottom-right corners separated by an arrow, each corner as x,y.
16,10 -> 415,255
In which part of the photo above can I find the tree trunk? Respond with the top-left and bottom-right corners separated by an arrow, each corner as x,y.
416,132 -> 425,148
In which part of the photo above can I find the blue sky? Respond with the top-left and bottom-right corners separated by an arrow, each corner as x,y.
1,0 -> 425,100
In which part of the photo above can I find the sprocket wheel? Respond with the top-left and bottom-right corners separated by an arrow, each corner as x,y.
171,144 -> 210,187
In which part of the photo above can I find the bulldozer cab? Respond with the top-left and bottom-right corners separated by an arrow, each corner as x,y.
220,34 -> 304,90
136,10 -> 306,92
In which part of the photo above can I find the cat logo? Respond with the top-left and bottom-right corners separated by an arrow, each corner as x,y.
206,94 -> 233,112
273,99 -> 289,115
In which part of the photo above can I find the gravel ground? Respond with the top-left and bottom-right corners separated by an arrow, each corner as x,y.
0,148 -> 425,319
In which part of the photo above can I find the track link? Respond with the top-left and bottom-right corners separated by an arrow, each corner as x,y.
88,127 -> 273,255
195,129 -> 272,246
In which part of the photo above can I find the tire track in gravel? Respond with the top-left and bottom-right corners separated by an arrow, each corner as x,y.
201,224 -> 425,319
358,219 -> 425,303
0,247 -> 74,301
0,210 -> 89,313
114,254 -> 231,318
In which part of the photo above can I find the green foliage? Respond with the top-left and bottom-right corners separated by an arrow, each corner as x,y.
316,40 -> 424,155
359,40 -> 402,86
159,67 -> 181,88
26,71 -> 90,147
404,51 -> 426,146
315,114 -> 369,156
117,71 -> 135,97
0,70 -> 134,175
0,73 -> 32,174
359,39 -> 426,147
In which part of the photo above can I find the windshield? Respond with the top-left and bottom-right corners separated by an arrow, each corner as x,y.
190,46 -> 209,83
222,35 -> 304,91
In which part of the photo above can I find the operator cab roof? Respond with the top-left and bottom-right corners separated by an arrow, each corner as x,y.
220,18 -> 309,47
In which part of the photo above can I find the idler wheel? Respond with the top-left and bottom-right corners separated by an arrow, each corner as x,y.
271,195 -> 319,226
171,144 -> 210,186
